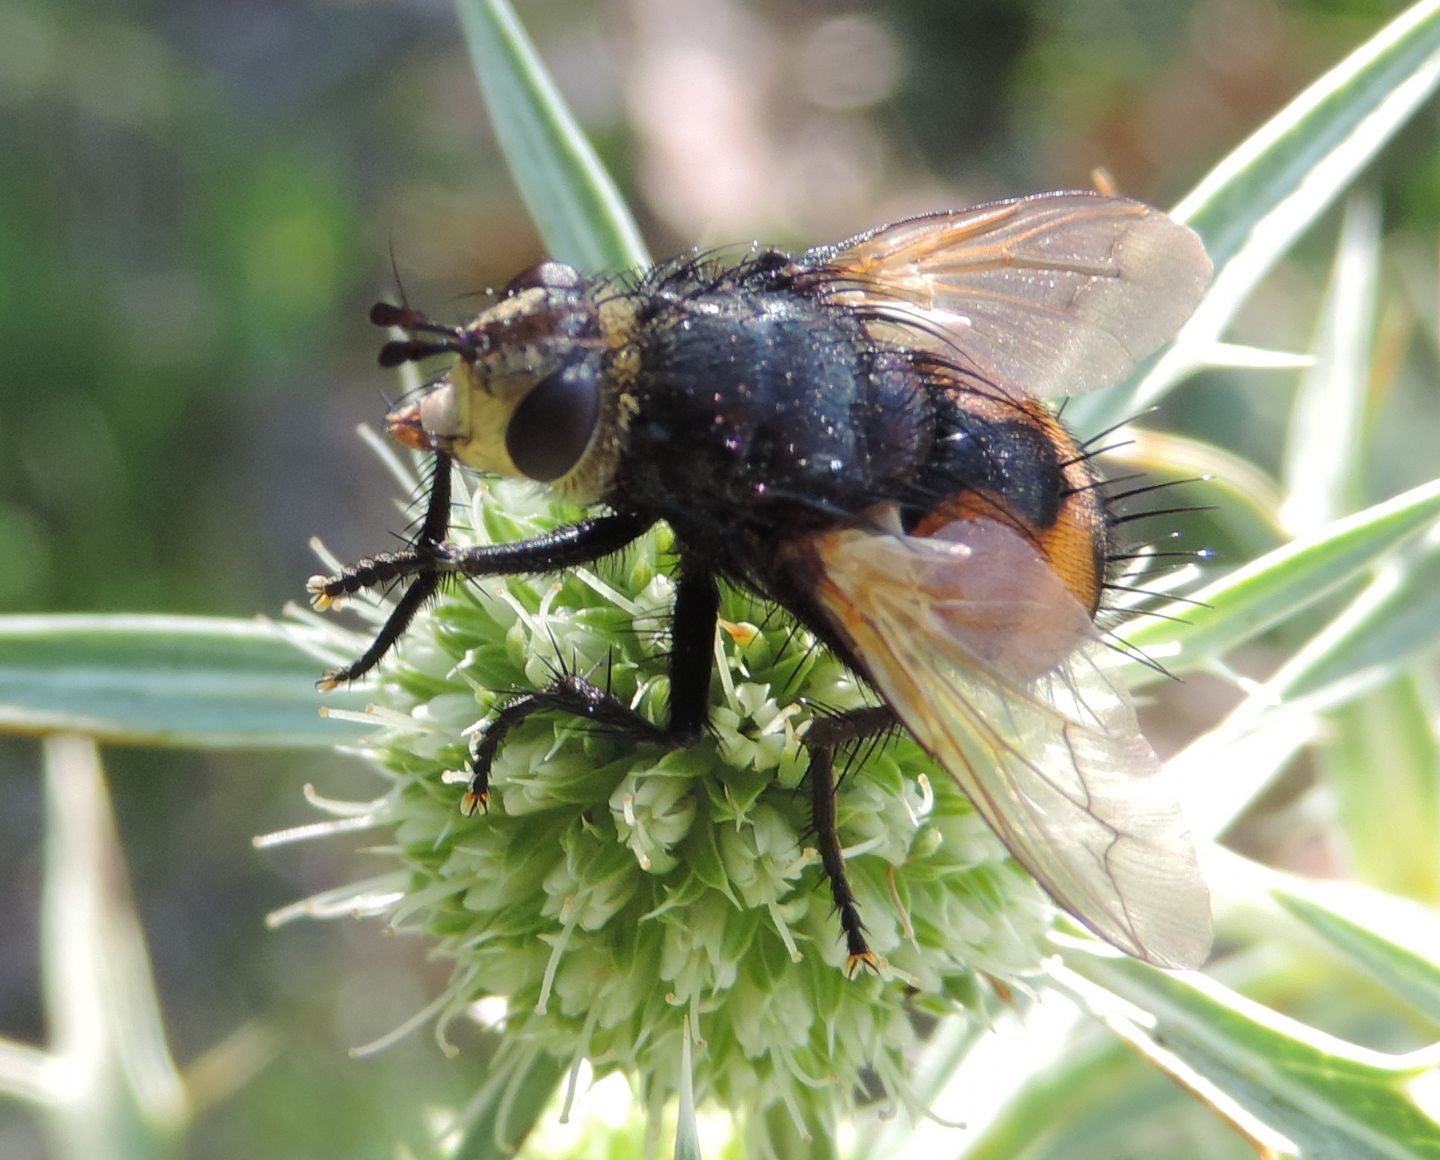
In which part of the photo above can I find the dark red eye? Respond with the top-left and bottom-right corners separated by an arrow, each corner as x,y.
506,362 -> 601,482
501,260 -> 584,299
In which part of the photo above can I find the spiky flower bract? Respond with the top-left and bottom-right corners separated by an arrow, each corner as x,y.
304,461 -> 1054,1151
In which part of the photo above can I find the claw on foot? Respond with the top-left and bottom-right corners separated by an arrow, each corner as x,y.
306,575 -> 344,611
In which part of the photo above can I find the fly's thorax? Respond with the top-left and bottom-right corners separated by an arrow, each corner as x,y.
600,275 -> 928,535
384,262 -> 630,502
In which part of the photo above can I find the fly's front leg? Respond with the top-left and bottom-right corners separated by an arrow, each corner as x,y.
804,704 -> 897,975
465,559 -> 721,810
309,458 -> 653,686
312,452 -> 454,689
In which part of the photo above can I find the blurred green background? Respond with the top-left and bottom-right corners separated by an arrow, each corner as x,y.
2,1 -> 1436,1156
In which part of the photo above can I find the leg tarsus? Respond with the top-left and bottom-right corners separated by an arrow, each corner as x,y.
317,569 -> 441,689
805,705 -> 896,974
315,453 -> 454,686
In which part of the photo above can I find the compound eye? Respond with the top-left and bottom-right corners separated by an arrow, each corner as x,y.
501,260 -> 584,299
506,362 -> 601,482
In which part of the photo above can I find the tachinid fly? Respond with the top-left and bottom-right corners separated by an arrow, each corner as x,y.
311,191 -> 1215,972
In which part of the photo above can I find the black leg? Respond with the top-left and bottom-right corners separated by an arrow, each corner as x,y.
466,559 -> 720,810
667,561 -> 720,739
315,454 -> 453,689
311,454 -> 653,684
318,570 -> 441,689
464,672 -> 672,813
805,705 -> 896,975
311,510 -> 655,606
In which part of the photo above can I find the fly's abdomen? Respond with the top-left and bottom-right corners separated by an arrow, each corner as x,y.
902,389 -> 1108,617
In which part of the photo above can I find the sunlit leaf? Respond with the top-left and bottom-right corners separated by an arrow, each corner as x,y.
0,615 -> 365,747
454,0 -> 649,272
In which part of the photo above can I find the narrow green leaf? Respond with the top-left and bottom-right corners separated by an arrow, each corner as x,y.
0,1038 -> 54,1107
1078,0 -> 1440,426
455,0 -> 650,272
1281,192 -> 1379,533
1122,475 -> 1440,680
1104,426 -> 1287,540
1201,343 -> 1313,370
952,1031 -> 1231,1160
42,736 -> 188,1158
1165,528 -> 1440,841
0,615 -> 366,748
1175,0 -> 1440,272
1324,677 -> 1440,903
1284,542 -> 1440,701
673,1015 -> 702,1160
1275,880 -> 1440,1023
450,1046 -> 565,1160
1172,693 -> 1321,843
1061,951 -> 1440,1160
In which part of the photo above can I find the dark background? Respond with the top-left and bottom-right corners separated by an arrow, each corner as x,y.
1,1 -> 1433,1156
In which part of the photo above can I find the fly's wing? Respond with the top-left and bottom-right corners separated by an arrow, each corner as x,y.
804,191 -> 1211,400
806,515 -> 1212,968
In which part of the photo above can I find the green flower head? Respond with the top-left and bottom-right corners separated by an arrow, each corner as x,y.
294,458 -> 1053,1149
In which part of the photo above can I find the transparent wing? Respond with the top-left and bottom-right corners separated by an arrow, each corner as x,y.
805,191 -> 1211,400
807,515 -> 1212,968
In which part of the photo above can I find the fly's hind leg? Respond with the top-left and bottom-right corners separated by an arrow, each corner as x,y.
804,704 -> 898,975
464,560 -> 721,811
464,671 -> 672,813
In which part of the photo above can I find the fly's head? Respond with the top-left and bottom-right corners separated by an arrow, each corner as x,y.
374,260 -> 616,499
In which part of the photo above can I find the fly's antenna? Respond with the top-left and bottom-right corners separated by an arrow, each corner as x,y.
369,300 -> 478,367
